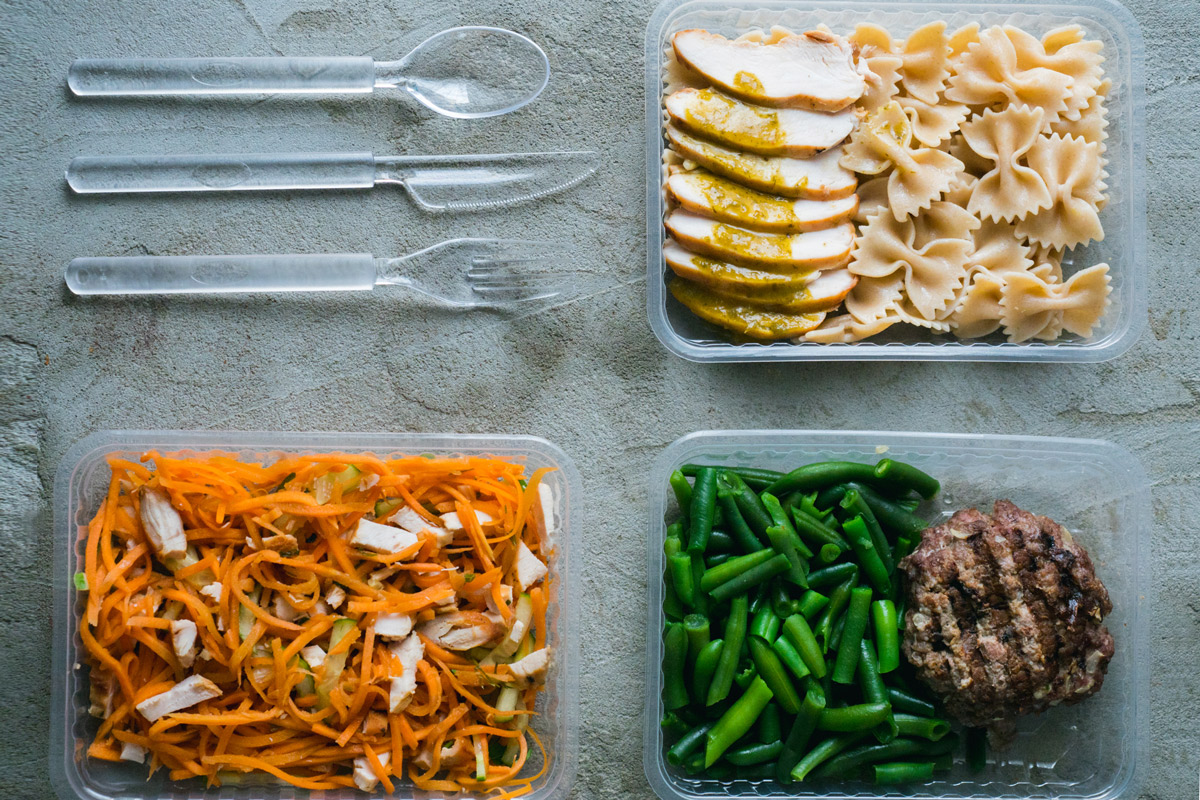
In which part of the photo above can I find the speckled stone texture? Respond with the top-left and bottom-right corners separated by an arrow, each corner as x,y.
1,0 -> 1196,797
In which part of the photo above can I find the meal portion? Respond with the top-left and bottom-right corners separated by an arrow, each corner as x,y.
77,450 -> 556,795
661,21 -> 1113,344
659,459 -> 1113,785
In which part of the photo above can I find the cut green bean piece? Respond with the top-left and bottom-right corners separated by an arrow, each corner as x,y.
663,573 -> 685,621
814,574 -> 856,652
811,735 -> 959,779
705,676 -> 774,767
665,524 -> 684,555
790,732 -> 864,782
887,687 -> 938,718
668,552 -> 697,608
749,605 -> 781,642
682,464 -> 785,490
872,600 -> 900,673
894,714 -> 951,741
706,530 -> 735,553
806,562 -> 857,589
766,461 -> 878,496
777,686 -> 827,783
660,711 -> 690,738
709,553 -> 792,603
770,634 -> 811,681
707,595 -> 748,706
700,548 -> 777,592
756,701 -> 781,743
749,635 -> 802,713
683,614 -> 711,665
764,526 -> 809,588
726,739 -> 783,766
817,702 -> 892,732
842,516 -> 891,596
874,761 -> 935,784
831,587 -> 873,684
857,640 -> 897,743
796,589 -> 829,619
846,481 -> 928,539
781,613 -> 826,678
662,623 -> 690,710
817,543 -> 841,563
761,492 -> 815,559
839,489 -> 895,575
723,472 -> 775,538
687,468 -> 718,554
670,471 -> 692,525
716,485 -> 765,553
873,459 -> 940,499
666,722 -> 713,766
692,638 -> 724,705
789,505 -> 850,550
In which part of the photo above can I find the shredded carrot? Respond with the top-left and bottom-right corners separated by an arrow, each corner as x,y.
77,450 -> 556,793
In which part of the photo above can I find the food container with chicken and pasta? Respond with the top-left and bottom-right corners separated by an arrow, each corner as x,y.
645,0 -> 1146,362
51,430 -> 580,800
644,429 -> 1149,800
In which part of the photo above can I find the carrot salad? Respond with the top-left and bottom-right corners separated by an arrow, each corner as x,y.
77,450 -> 556,797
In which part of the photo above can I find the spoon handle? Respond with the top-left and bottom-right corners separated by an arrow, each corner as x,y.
67,153 -> 377,193
68,57 -> 375,96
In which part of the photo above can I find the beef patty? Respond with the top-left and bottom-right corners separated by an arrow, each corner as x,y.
899,500 -> 1114,730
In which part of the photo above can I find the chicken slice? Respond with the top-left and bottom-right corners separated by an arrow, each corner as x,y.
135,674 -> 221,721
170,619 -> 198,668
515,541 -> 548,592
508,647 -> 552,684
388,633 -> 424,713
665,211 -> 854,272
139,487 -> 187,560
417,611 -> 505,651
668,170 -> 859,233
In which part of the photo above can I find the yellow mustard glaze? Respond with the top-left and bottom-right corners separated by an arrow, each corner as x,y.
694,172 -> 794,227
710,222 -> 792,261
684,89 -> 783,149
732,70 -> 765,95
668,128 -> 803,195
669,279 -> 824,339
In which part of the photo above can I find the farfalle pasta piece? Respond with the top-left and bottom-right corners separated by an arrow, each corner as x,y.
851,22 -> 950,104
841,101 -> 963,220
848,209 -> 972,319
1052,78 -> 1110,148
948,23 -> 980,58
960,106 -> 1052,222
948,268 -> 1006,338
1005,25 -> 1104,122
891,299 -> 955,331
855,175 -> 890,223
968,219 -> 1033,278
1029,244 -> 1065,282
845,272 -> 904,323
1000,262 -> 1111,341
944,170 -> 977,206
896,94 -> 969,147
860,53 -> 904,113
946,131 -> 993,177
912,200 -> 980,248
1015,133 -> 1106,250
803,312 -> 899,343
945,26 -> 1074,125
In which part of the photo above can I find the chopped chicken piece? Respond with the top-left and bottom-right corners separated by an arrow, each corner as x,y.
538,482 -> 557,538
198,648 -> 213,662
388,634 -> 424,713
260,534 -> 298,553
360,473 -> 380,490
440,510 -> 494,531
508,647 -> 551,684
486,583 -> 514,617
273,594 -> 299,622
89,674 -> 116,718
135,674 -> 221,721
353,751 -> 390,791
325,583 -> 346,609
390,506 -> 454,547
349,518 -> 417,555
139,487 -> 187,560
375,612 -> 414,639
418,611 -> 504,651
300,644 -> 326,668
119,742 -> 148,764
199,583 -> 222,603
414,737 -> 470,770
170,619 -> 198,668
515,541 -> 548,591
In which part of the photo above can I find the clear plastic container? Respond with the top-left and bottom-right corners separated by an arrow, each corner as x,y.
50,430 -> 581,800
644,429 -> 1149,799
645,0 -> 1147,362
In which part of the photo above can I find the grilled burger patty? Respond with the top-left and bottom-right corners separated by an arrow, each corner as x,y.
899,500 -> 1114,730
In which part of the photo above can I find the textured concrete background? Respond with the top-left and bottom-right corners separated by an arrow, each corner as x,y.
1,0 -> 1197,797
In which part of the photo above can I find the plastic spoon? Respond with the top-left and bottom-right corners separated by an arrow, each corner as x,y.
68,26 -> 550,118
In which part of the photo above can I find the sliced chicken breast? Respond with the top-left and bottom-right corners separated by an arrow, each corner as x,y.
665,210 -> 854,272
668,170 -> 858,233
666,88 -> 856,158
672,29 -> 866,111
665,126 -> 856,200
669,278 -> 827,340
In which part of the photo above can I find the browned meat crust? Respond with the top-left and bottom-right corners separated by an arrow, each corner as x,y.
899,500 -> 1114,730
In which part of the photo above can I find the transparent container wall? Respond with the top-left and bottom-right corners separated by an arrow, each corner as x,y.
644,0 -> 1147,362
644,430 -> 1149,800
51,431 -> 581,800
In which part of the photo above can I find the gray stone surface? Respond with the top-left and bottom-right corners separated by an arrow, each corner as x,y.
1,0 -> 1197,797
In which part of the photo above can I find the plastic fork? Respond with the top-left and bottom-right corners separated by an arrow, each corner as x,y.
65,239 -> 567,308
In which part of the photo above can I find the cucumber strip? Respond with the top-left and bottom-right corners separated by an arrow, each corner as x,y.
316,618 -> 358,708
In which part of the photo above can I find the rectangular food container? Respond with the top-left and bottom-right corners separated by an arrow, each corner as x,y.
644,429 -> 1149,799
645,0 -> 1147,362
51,430 -> 581,800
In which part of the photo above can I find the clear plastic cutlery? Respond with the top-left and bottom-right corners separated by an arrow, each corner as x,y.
65,239 -> 568,308
68,26 -> 550,118
65,151 -> 599,212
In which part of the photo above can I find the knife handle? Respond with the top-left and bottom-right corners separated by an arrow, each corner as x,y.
66,254 -> 378,294
67,153 -> 378,193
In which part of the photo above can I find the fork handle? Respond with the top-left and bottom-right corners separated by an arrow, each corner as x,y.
67,153 -> 377,193
69,57 -> 377,96
66,254 -> 378,294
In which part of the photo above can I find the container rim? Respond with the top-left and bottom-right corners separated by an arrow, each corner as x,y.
644,0 -> 1148,363
642,428 -> 1150,800
51,429 -> 582,800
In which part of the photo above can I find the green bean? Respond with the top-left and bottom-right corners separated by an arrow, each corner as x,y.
873,459 -> 940,499
722,471 -> 775,538
707,595 -> 748,706
846,481 -> 929,540
872,600 -> 900,673
749,635 -> 801,713
796,589 -> 829,619
667,552 -> 697,608
687,468 -> 718,554
766,461 -> 878,496
700,549 -> 777,592
790,732 -> 864,782
831,587 -> 873,684
814,575 -> 856,652
692,638 -> 724,705
665,523 -> 684,554
816,543 -> 842,563
966,726 -> 987,772
764,527 -> 809,588
749,605 -> 781,642
705,553 -> 732,568
689,552 -> 709,615
683,464 -> 785,490
706,530 -> 735,553
761,492 -> 815,558
769,581 -> 800,619
781,614 -> 826,678
770,634 -> 811,681
894,714 -> 951,741
777,686 -> 827,783
661,711 -> 690,738
705,676 -> 774,766
839,490 -> 895,575
842,516 -> 891,596
716,481 -> 767,553
786,490 -> 835,526
789,505 -> 850,551
857,640 -> 897,743
756,701 -> 781,743
662,623 -> 690,710
895,535 -> 916,562
874,761 -> 935,784
669,471 -> 692,525
828,612 -> 847,652
887,687 -> 938,718
733,662 -> 758,690
663,575 -> 685,621
810,735 -> 959,778
725,739 -> 783,766
814,483 -> 851,510
818,702 -> 892,732
709,553 -> 792,603
806,562 -> 858,590
683,614 -> 711,666
666,722 -> 712,766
